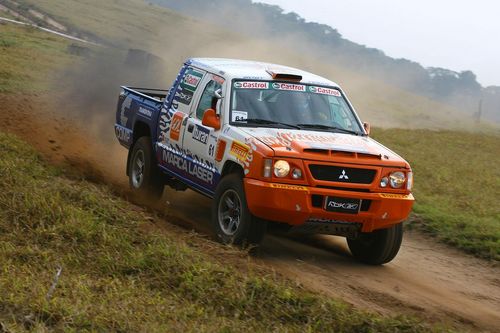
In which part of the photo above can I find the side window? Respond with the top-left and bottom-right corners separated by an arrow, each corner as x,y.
196,80 -> 222,119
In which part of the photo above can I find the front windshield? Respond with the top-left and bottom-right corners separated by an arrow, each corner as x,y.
230,81 -> 363,134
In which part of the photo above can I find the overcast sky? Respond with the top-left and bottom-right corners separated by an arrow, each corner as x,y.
255,0 -> 500,87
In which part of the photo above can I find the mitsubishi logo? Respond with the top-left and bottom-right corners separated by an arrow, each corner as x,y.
339,170 -> 349,180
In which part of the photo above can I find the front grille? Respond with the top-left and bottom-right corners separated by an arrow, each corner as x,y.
316,185 -> 371,193
309,165 -> 376,184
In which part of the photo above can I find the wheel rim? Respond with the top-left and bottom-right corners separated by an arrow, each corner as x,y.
218,189 -> 242,236
131,150 -> 145,188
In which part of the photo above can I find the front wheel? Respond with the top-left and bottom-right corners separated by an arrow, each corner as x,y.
347,223 -> 403,265
128,136 -> 164,200
212,173 -> 266,245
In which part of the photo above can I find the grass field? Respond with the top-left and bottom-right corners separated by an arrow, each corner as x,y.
0,23 -> 74,93
0,131 -> 435,332
373,129 -> 500,260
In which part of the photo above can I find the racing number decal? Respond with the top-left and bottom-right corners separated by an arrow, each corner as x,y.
170,112 -> 184,141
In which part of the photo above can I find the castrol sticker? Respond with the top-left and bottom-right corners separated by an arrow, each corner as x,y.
309,86 -> 341,97
234,81 -> 269,89
181,68 -> 204,92
272,82 -> 306,92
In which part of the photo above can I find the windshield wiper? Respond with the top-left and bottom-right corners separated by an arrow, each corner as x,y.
235,118 -> 300,129
296,123 -> 361,136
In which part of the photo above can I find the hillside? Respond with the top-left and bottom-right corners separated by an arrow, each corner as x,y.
151,0 -> 500,124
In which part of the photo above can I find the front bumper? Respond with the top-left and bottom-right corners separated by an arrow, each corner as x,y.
244,179 -> 414,233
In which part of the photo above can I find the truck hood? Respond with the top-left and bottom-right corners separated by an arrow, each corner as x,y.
239,127 -> 409,167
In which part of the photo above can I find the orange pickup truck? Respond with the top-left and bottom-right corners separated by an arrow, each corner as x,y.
116,58 -> 414,265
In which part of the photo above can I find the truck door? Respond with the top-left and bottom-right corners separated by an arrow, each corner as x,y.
156,66 -> 208,187
182,74 -> 225,193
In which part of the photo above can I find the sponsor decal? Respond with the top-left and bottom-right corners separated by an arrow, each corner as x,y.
269,183 -> 308,191
325,196 -> 361,214
170,112 -> 184,141
180,68 -> 204,92
183,74 -> 201,89
229,140 -> 250,162
232,110 -> 248,122
161,149 -> 214,185
272,82 -> 306,92
192,125 -> 209,144
176,89 -> 194,105
242,76 -> 266,80
379,193 -> 412,199
309,86 -> 341,97
256,131 -> 365,148
120,95 -> 132,126
138,106 -> 153,119
115,125 -> 131,143
327,201 -> 359,210
234,81 -> 269,89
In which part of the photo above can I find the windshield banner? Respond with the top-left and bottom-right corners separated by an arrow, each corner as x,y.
234,81 -> 341,97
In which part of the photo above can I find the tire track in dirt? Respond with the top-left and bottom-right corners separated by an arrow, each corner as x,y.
1,93 -> 499,332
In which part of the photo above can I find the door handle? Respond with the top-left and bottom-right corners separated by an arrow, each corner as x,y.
187,124 -> 194,133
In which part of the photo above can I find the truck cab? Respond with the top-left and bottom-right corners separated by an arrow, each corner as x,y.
115,58 -> 414,265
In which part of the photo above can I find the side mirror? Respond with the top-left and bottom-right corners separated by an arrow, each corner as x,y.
214,88 -> 223,99
363,122 -> 371,136
202,108 -> 220,130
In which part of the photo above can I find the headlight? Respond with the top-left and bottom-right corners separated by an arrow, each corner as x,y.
274,160 -> 290,178
389,171 -> 406,189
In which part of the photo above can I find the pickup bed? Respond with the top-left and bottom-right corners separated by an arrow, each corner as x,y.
115,58 -> 414,265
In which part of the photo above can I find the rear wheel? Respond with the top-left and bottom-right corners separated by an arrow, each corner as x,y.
347,223 -> 403,265
212,173 -> 266,245
128,136 -> 164,200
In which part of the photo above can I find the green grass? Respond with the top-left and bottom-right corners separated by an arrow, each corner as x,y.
373,129 -> 500,260
0,131 -> 437,332
0,24 -> 75,93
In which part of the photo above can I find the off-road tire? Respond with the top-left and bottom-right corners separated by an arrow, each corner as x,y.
347,223 -> 403,265
128,136 -> 164,200
212,173 -> 266,245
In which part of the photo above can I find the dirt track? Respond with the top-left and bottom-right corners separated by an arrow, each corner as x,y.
1,93 -> 499,332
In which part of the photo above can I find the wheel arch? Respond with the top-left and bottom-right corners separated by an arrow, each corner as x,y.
127,121 -> 152,176
221,160 -> 244,178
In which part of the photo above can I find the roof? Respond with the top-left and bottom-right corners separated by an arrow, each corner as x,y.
187,58 -> 339,87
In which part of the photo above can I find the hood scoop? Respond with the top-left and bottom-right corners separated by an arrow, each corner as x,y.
303,148 -> 383,160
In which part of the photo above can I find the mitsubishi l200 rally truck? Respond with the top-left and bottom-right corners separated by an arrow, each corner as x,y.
114,58 -> 414,265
